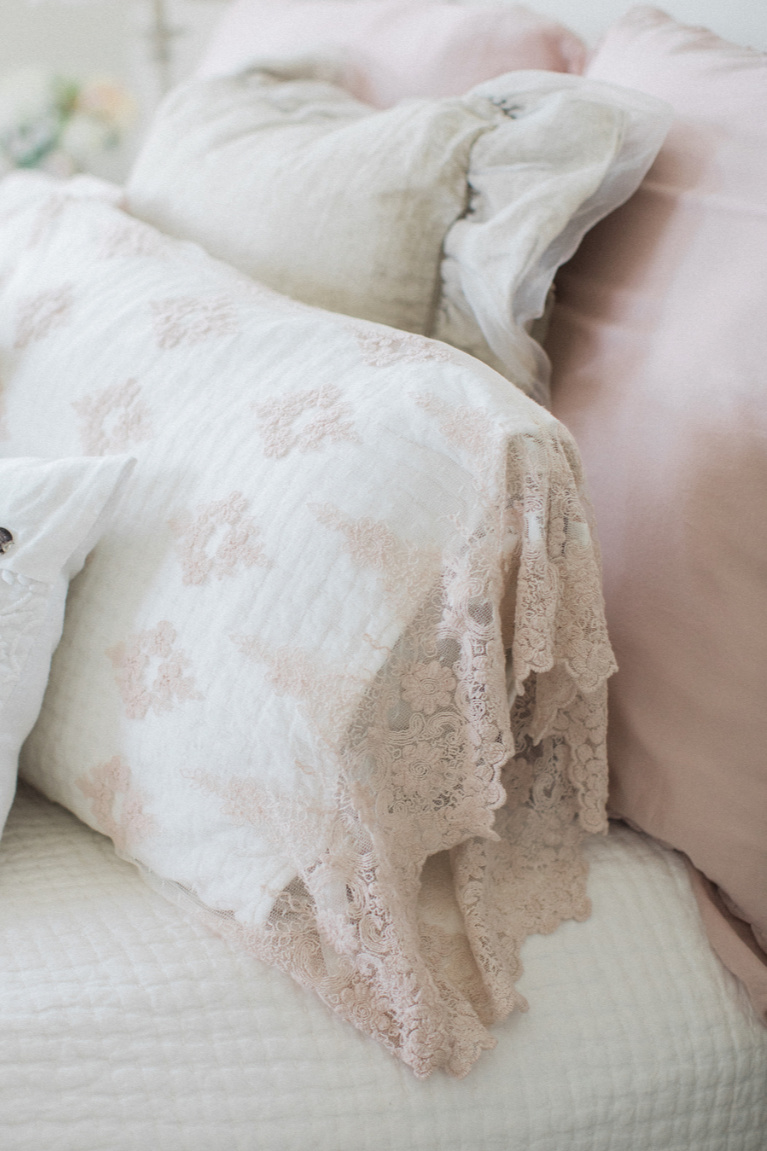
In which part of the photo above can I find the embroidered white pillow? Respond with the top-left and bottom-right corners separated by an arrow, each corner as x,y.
0,455 -> 134,836
0,173 -> 615,1077
126,66 -> 669,405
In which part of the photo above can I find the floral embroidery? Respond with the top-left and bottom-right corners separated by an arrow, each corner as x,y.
169,491 -> 267,585
354,327 -> 453,368
99,218 -> 171,260
255,384 -> 359,458
107,621 -> 200,720
400,660 -> 456,716
151,295 -> 239,349
154,403 -> 615,1079
185,769 -> 333,854
14,284 -> 75,349
416,393 -> 497,463
71,377 -> 152,455
231,634 -> 359,747
310,503 -> 439,616
76,755 -> 155,854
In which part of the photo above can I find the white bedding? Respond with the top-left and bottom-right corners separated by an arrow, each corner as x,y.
2,782 -> 765,1151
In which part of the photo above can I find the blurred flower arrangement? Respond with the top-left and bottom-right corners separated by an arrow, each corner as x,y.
0,66 -> 135,177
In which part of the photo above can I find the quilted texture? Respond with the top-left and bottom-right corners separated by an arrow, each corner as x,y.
0,172 -> 617,1076
2,783 -> 766,1151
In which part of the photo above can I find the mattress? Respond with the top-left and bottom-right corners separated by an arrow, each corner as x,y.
1,782 -> 766,1151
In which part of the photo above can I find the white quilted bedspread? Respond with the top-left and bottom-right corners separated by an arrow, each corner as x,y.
1,783 -> 766,1151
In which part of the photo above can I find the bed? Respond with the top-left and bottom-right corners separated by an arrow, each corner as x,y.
1,2 -> 766,1148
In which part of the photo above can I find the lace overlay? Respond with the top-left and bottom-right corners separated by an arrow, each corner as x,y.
145,406 -> 615,1079
150,295 -> 239,349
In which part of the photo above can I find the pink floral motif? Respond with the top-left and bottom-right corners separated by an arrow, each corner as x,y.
14,284 -> 75,349
354,328 -> 452,368
107,621 -> 200,720
151,295 -> 239,349
169,491 -> 267,585
391,740 -> 447,788
230,634 -> 358,745
99,218 -> 171,260
401,660 -> 456,716
255,384 -> 359,458
76,755 -> 155,853
416,393 -> 496,461
310,503 -> 438,614
71,377 -> 152,455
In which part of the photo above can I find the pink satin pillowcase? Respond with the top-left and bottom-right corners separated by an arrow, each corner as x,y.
198,0 -> 587,105
548,6 -> 767,1021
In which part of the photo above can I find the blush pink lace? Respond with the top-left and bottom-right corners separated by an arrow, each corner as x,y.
142,401 -> 616,1080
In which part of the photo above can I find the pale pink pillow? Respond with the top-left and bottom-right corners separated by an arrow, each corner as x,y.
198,0 -> 586,106
548,6 -> 767,1022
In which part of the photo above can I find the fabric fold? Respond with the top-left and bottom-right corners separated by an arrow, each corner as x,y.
0,172 -> 615,1077
146,412 -> 615,1077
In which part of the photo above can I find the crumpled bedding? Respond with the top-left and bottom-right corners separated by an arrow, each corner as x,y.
2,783 -> 766,1151
0,173 -> 616,1076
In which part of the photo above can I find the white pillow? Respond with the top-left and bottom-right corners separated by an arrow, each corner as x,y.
0,173 -> 615,1077
126,65 -> 670,405
0,454 -> 134,836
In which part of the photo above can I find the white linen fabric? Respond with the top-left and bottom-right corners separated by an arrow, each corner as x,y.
126,66 -> 669,405
3,783 -> 767,1151
0,172 -> 615,1076
0,455 -> 134,837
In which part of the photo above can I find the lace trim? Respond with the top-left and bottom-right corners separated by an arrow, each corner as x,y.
133,404 -> 615,1078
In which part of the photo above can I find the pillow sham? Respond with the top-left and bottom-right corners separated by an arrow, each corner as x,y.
547,6 -> 767,1021
0,172 -> 615,1076
0,454 -> 134,837
125,66 -> 670,405
198,0 -> 587,104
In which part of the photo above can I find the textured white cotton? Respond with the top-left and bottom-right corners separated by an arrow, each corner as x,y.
0,172 -> 616,1075
125,66 -> 670,405
0,455 -> 134,837
3,787 -> 767,1151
